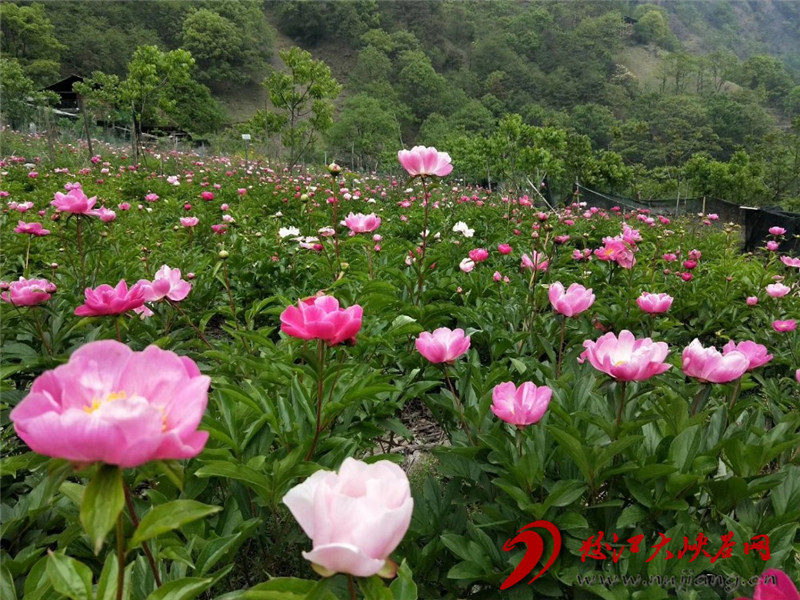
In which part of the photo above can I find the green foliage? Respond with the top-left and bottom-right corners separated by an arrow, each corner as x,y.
0,58 -> 58,129
327,94 -> 398,170
0,2 -> 63,84
262,47 -> 342,168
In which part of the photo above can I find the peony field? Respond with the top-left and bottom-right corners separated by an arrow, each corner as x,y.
1,134 -> 799,600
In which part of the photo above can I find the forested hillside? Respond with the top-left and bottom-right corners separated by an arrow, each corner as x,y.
1,1 -> 799,206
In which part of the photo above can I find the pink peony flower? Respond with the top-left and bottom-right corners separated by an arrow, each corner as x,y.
138,265 -> 191,302
211,224 -> 227,235
468,248 -> 489,263
498,243 -> 512,255
118,202 -> 131,211
282,457 -> 412,578
280,296 -> 363,346
51,189 -> 97,214
200,191 -> 215,201
491,381 -> 551,427
521,251 -> 548,271
766,283 -> 791,298
459,258 -> 475,273
90,207 -> 116,222
180,217 -> 199,227
662,253 -> 677,262
734,568 -> 799,600
397,146 -> 453,178
636,292 -> 674,314
681,339 -> 749,383
769,227 -> 787,236
595,240 -> 635,269
415,327 -> 470,364
580,330 -> 670,381
343,212 -> 381,234
1,277 -> 55,306
493,271 -> 502,282
767,241 -> 780,251
548,282 -> 595,317
145,193 -> 159,202
14,221 -> 50,236
722,340 -> 773,371
773,319 -> 797,332
74,280 -> 145,317
9,341 -> 209,467
746,296 -> 759,306
780,256 -> 800,268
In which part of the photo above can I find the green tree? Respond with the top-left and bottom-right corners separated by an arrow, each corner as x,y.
739,54 -> 794,106
261,47 -> 342,168
0,2 -> 63,83
327,94 -> 397,170
0,57 -> 57,129
396,50 -> 448,121
181,9 -> 247,86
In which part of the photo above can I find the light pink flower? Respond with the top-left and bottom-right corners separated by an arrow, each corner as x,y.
145,193 -> 159,202
662,253 -> 677,262
397,146 -> 453,178
90,207 -> 116,222
548,282 -> 595,317
636,292 -> 673,314
681,339 -> 749,383
138,265 -> 191,302
746,296 -> 759,306
74,280 -> 145,317
580,330 -> 670,381
9,341 -> 209,467
343,212 -> 381,234
491,382 -> 551,427
51,189 -> 97,214
282,457 -> 412,578
415,327 -> 470,364
180,217 -> 199,227
14,221 -> 50,236
722,341 -> 772,371
459,258 -> 475,273
521,251 -> 548,271
280,296 -> 363,346
595,240 -> 635,269
773,319 -> 797,332
767,241 -> 780,251
1,277 -> 55,306
766,283 -> 791,298
769,227 -> 787,236
780,256 -> 800,268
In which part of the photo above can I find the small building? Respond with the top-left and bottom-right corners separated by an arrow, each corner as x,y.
40,74 -> 84,111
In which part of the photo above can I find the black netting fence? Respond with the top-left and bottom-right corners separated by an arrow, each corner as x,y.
576,185 -> 800,254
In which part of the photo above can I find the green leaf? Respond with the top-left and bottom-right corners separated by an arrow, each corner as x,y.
616,504 -> 650,529
96,554 -> 119,600
46,552 -> 92,600
1,563 -> 17,600
80,464 -> 124,554
359,576 -> 394,600
146,577 -> 213,600
242,578 -> 336,600
447,561 -> 487,580
130,500 -> 221,549
390,560 -> 418,600
543,480 -> 587,510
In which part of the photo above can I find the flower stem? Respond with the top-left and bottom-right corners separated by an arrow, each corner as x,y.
347,575 -> 358,600
115,317 -> 122,343
615,380 -> 628,429
415,176 -> 430,305
167,299 -> 213,349
222,260 -> 238,329
556,317 -> 567,378
76,215 -> 86,289
124,485 -> 162,587
24,235 -> 31,274
305,340 -> 326,461
116,513 -> 125,600
443,367 -> 474,445
728,378 -> 742,410
32,308 -> 52,355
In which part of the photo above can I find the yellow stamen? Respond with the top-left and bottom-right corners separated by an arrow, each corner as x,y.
83,390 -> 127,413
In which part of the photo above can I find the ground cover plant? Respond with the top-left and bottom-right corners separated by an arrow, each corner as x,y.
1,133 -> 799,600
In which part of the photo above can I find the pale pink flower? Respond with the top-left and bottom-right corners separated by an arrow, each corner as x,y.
14,221 -> 50,236
9,340 -> 209,467
138,265 -> 191,302
1,277 -> 55,306
681,339 -> 749,383
180,217 -> 199,227
766,283 -> 791,298
580,330 -> 670,381
548,282 -> 595,317
282,458 -> 412,577
51,189 -> 97,214
415,328 -> 470,364
397,146 -> 453,178
722,341 -> 772,371
344,212 -> 381,234
491,382 -> 552,427
636,292 -> 673,314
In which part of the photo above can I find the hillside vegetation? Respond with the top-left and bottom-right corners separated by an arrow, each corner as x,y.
1,0 -> 799,206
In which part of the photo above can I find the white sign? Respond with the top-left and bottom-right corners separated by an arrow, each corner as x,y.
241,134 -> 251,141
